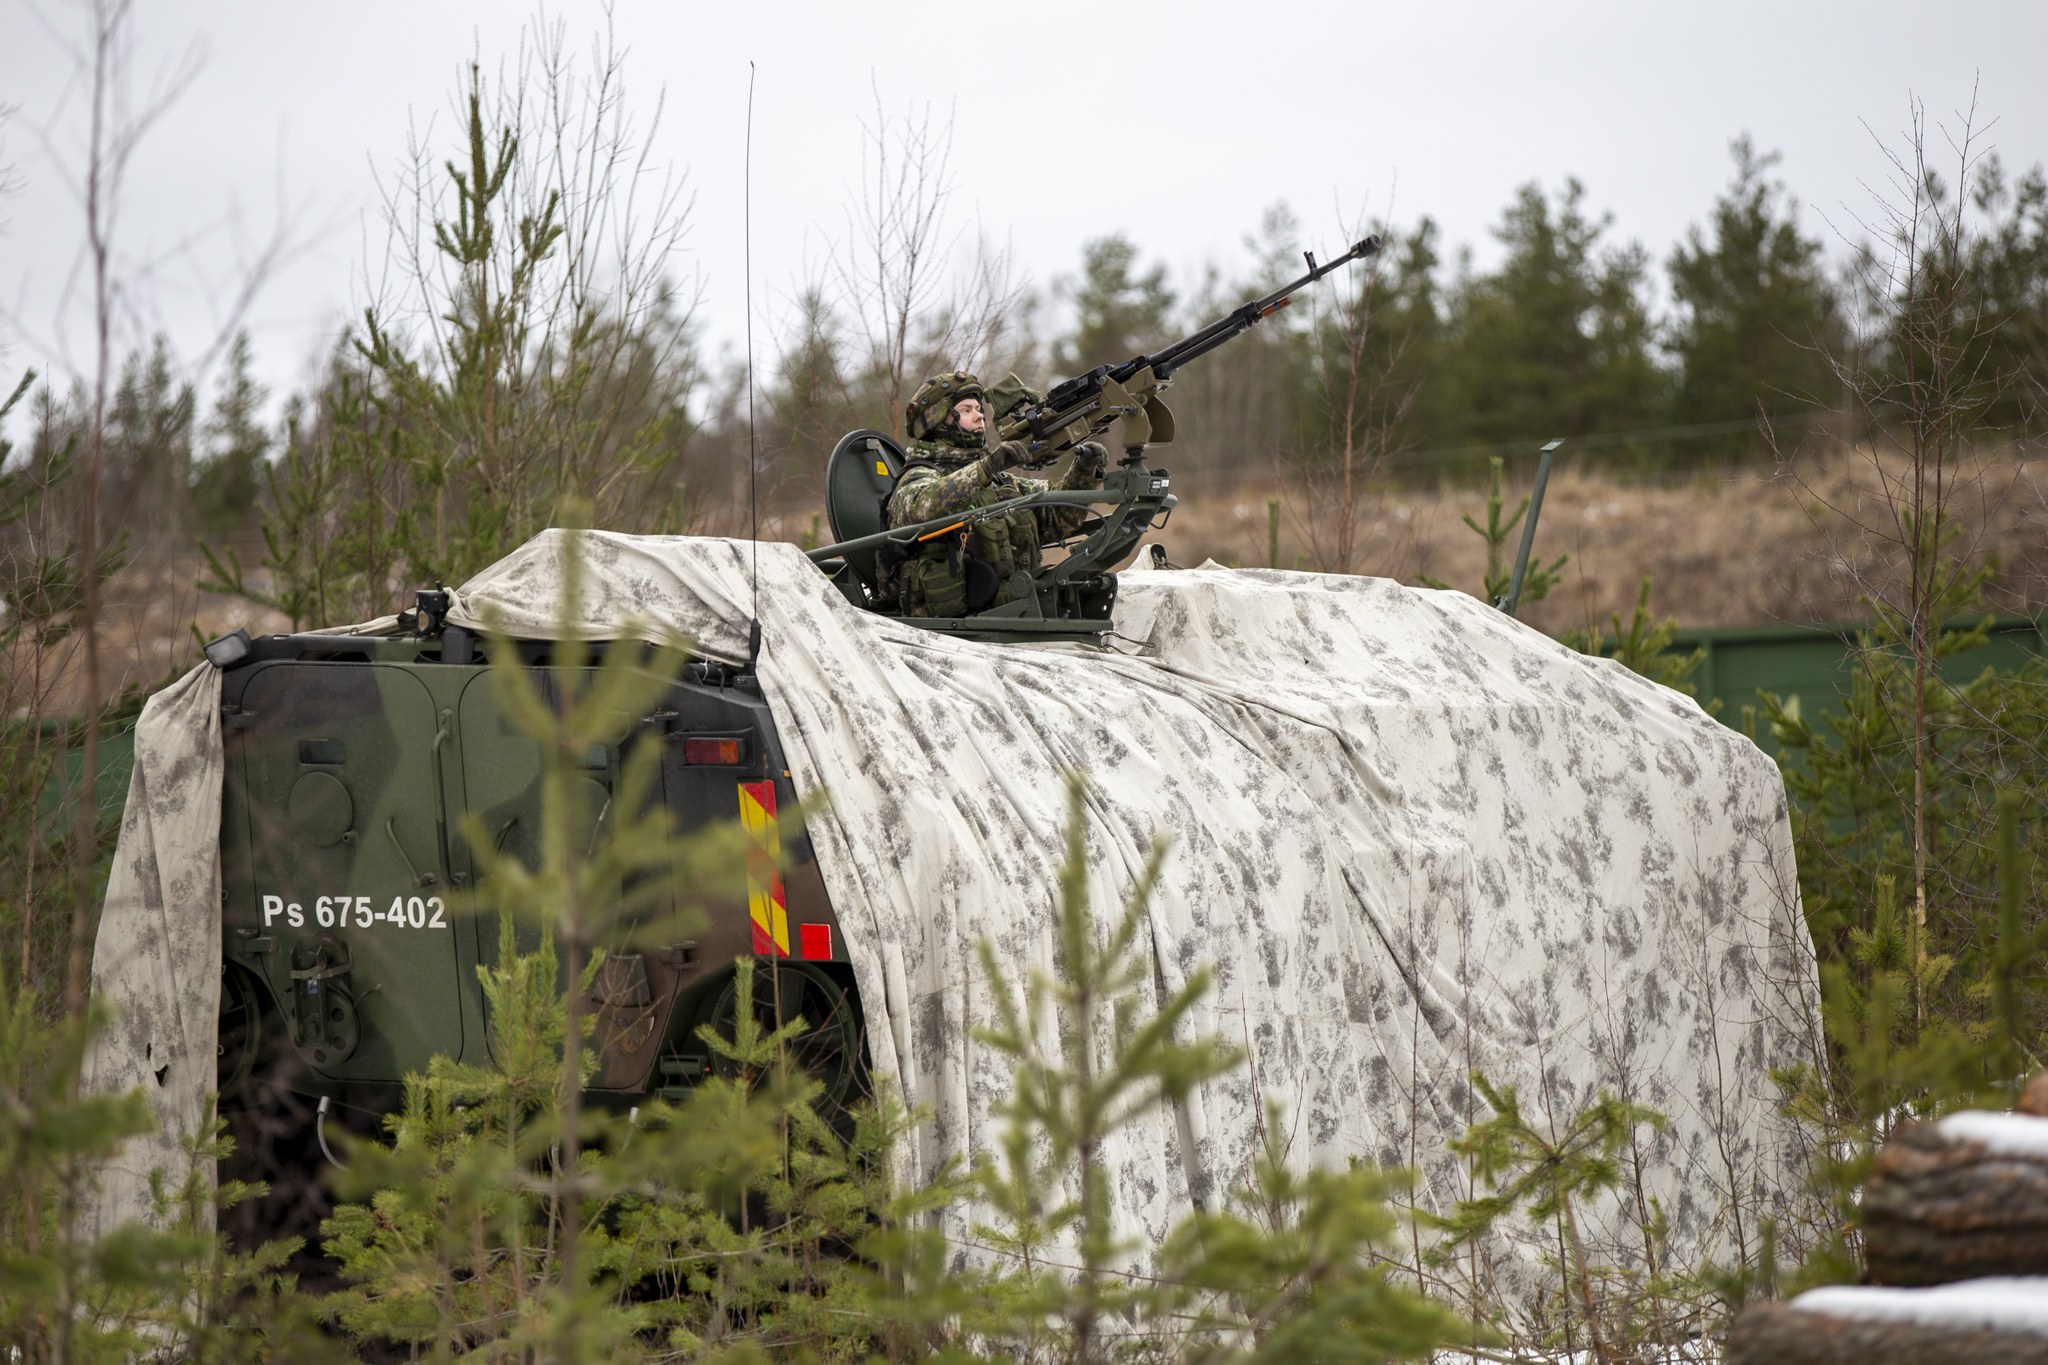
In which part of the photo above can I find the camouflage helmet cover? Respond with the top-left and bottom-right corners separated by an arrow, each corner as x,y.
985,371 -> 1044,425
905,370 -> 985,442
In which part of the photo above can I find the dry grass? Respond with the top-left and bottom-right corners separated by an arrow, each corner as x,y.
1163,443 -> 2048,635
10,541 -> 290,719
17,445 -> 2043,719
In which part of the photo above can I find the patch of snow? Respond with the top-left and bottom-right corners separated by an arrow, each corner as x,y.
1937,1110 -> 2048,1160
1790,1277 -> 2048,1337
1430,1341 -> 1716,1363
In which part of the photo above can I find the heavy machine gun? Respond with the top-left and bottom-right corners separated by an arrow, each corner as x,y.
1000,234 -> 1382,465
810,235 -> 1381,642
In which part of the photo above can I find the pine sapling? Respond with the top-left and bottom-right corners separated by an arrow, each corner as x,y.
970,774 -> 1242,1363
1432,1071 -> 1666,1365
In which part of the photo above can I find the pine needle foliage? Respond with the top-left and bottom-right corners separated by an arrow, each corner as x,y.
315,534 -> 968,1362
1770,839 -> 2044,1293
1759,559 -> 2047,1247
1418,453 -> 1566,607
1563,577 -> 1710,699
1420,466 -> 1715,701
1154,1101 -> 1475,1364
1745,101 -> 2048,1308
203,39 -> 701,626
1431,1072 -> 1667,1365
968,775 -> 1245,1360
1766,605 -> 2048,1042
0,369 -> 139,1000
0,988 -> 330,1362
317,536 -> 712,1360
317,691 -> 1473,1361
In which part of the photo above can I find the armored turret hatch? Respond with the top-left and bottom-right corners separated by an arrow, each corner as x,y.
813,425 -> 1164,643
820,428 -> 905,602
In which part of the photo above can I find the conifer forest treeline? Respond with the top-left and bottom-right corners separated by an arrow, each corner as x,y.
9,104 -> 2048,615
2,17 -> 2045,1363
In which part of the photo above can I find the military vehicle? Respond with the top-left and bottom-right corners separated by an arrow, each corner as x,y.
205,235 -> 1422,1242
211,617 -> 864,1160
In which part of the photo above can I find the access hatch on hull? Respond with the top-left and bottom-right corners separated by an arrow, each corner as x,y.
226,661 -> 469,1081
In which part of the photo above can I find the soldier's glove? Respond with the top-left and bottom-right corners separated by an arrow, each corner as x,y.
1072,441 -> 1109,478
983,439 -> 1030,476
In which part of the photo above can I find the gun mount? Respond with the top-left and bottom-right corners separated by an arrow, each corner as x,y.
809,236 -> 1382,642
811,429 -> 1176,642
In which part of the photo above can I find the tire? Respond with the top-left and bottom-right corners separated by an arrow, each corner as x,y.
217,962 -> 267,1104
702,960 -> 866,1118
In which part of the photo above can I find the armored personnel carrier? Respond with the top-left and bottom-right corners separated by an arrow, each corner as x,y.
187,236 -> 1389,1236
209,235 -> 1398,1150
211,618 -> 865,1138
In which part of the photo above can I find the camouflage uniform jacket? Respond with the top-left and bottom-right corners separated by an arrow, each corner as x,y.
882,438 -> 1103,616
886,440 -> 1098,536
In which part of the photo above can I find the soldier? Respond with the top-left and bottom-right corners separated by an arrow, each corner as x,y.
886,370 -> 1108,617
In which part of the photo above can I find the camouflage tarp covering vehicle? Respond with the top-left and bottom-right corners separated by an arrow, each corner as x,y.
86,528 -> 1824,1308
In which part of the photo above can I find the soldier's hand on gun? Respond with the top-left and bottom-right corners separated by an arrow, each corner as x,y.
984,439 -> 1030,475
1072,441 -> 1108,478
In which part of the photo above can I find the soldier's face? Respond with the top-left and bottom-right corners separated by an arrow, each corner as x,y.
951,397 -> 985,435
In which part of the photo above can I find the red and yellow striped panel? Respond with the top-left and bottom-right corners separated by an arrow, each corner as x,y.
738,780 -> 788,957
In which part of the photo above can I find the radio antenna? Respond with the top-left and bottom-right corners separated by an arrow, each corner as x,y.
744,61 -> 763,673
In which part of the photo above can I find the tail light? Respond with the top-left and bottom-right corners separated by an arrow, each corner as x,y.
681,735 -> 748,766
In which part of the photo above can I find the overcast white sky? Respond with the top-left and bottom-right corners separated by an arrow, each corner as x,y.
4,0 -> 2046,434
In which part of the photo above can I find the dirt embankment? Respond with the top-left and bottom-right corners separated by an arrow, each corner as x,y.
5,551 -> 294,721
1158,445 -> 2048,636
15,445 -> 2044,718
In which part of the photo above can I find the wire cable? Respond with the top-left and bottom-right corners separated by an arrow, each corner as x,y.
744,61 -> 763,671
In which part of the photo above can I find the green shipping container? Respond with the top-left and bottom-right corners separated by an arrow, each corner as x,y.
1667,616 -> 2046,760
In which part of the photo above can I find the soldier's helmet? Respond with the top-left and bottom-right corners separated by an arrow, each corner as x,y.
905,370 -> 986,446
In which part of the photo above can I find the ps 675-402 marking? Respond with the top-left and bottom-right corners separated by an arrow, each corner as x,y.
261,893 -> 449,930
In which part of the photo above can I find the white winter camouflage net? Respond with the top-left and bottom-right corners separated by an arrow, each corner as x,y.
88,529 -> 1826,1314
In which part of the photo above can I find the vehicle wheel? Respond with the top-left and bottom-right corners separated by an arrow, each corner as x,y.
217,963 -> 266,1102
703,961 -> 864,1117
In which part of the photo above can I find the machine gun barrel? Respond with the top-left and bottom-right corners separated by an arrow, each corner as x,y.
1133,233 -> 1384,382
1009,234 -> 1381,457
